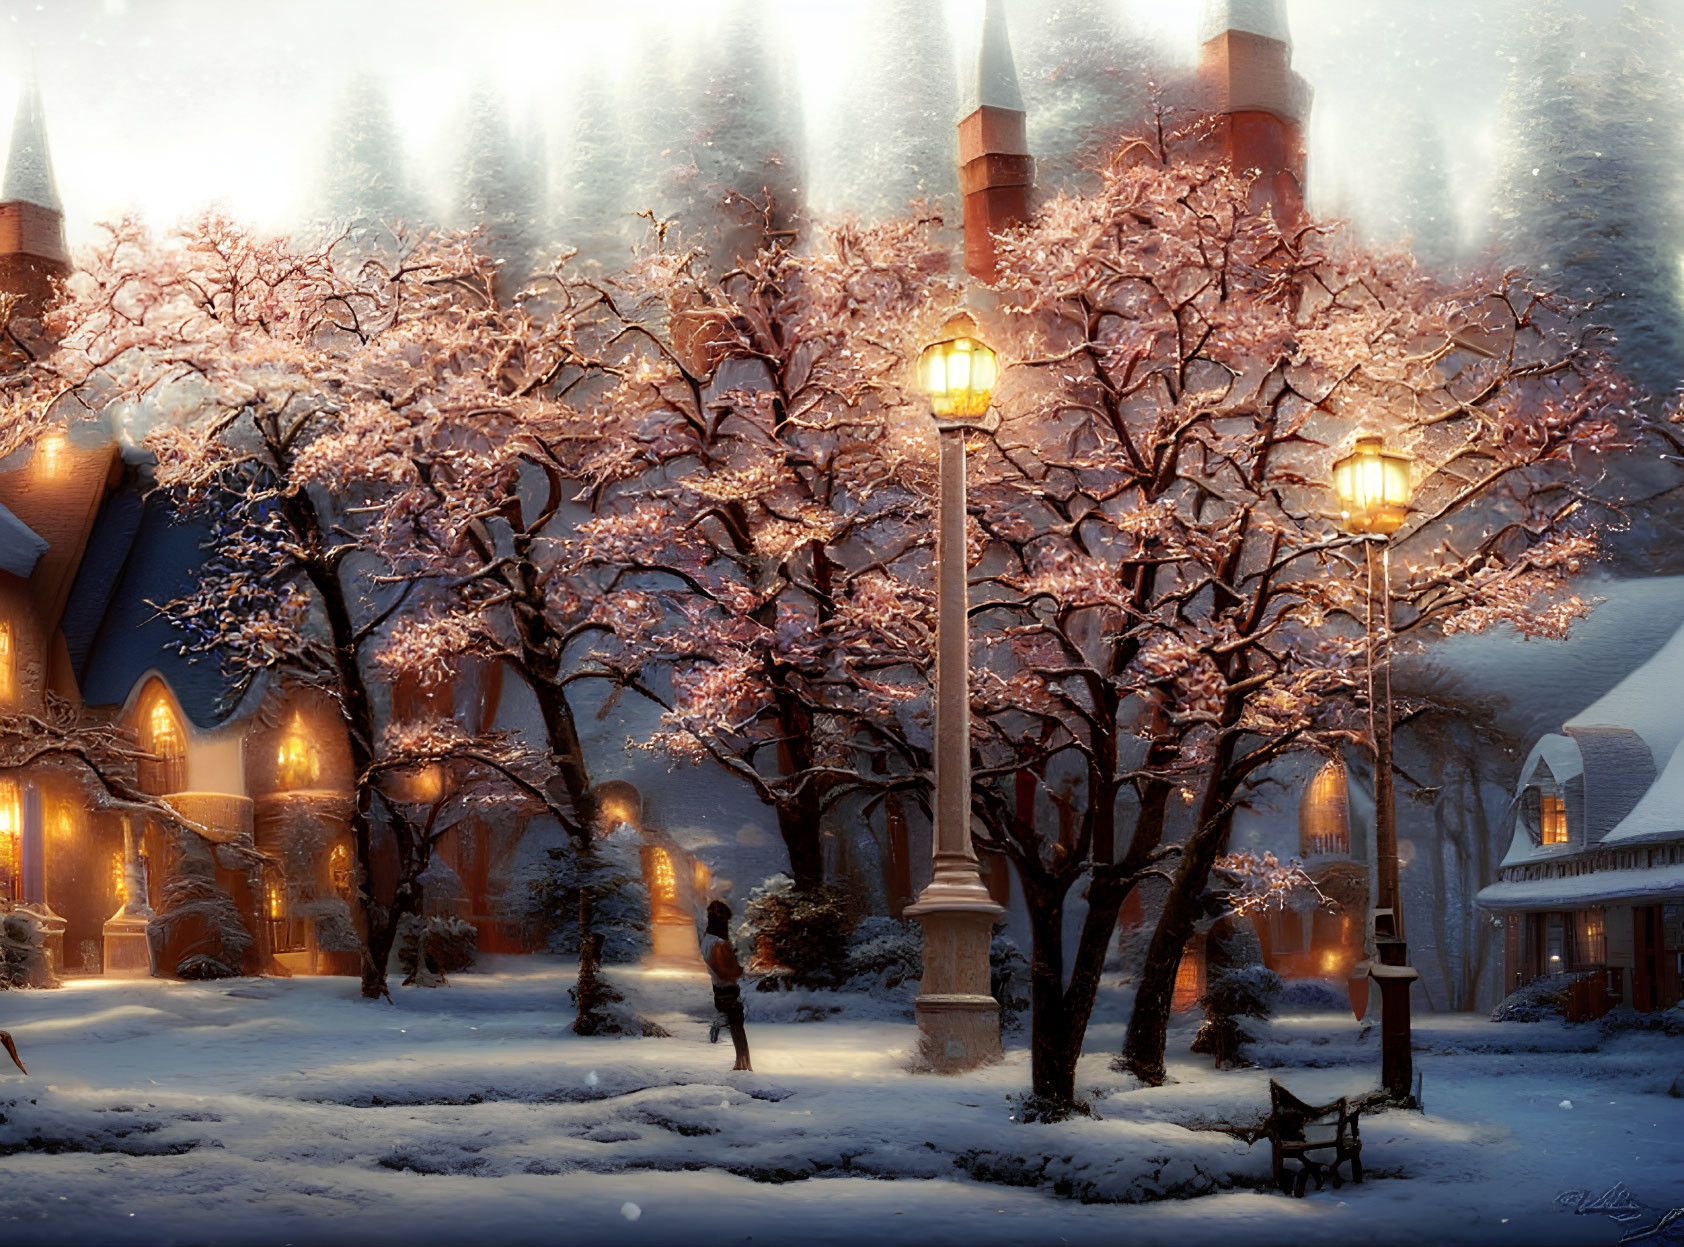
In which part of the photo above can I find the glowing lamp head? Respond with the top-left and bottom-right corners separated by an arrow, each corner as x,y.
1332,435 -> 1412,535
918,315 -> 998,429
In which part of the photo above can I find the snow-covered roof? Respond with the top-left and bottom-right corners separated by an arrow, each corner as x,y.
1199,0 -> 1292,46
1566,724 -> 1655,846
1604,733 -> 1684,844
1564,617 -> 1684,762
0,500 -> 47,577
1500,733 -> 1581,868
1476,862 -> 1684,912
966,0 -> 1024,114
2,74 -> 61,213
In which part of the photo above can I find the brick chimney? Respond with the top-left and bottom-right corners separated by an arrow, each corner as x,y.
957,0 -> 1032,281
0,72 -> 69,332
1198,0 -> 1311,223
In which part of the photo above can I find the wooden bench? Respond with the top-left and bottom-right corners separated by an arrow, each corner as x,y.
1268,1079 -> 1363,1197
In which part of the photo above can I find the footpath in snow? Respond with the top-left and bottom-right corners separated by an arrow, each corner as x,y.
0,956 -> 1680,1246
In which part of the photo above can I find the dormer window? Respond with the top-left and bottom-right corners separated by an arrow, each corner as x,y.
1540,793 -> 1568,845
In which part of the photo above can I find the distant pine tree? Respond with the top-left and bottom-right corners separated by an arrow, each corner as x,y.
314,74 -> 426,239
675,1 -> 806,265
1491,0 -> 1684,394
449,82 -> 547,301
561,71 -> 635,270
825,0 -> 958,221
1016,0 -> 1157,190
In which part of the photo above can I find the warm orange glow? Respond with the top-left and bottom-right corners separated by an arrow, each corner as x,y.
330,844 -> 353,902
919,316 -> 998,423
1332,435 -> 1413,535
266,878 -> 285,921
0,621 -> 13,702
1171,948 -> 1203,1012
1299,757 -> 1351,857
1321,950 -> 1341,973
692,860 -> 712,894
111,850 -> 127,901
0,778 -> 18,900
35,430 -> 67,477
274,712 -> 321,790
649,848 -> 676,904
140,687 -> 187,795
1541,793 -> 1568,845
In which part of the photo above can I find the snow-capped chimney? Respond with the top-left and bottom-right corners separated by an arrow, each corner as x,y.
957,0 -> 1032,281
0,72 -> 69,327
1198,0 -> 1311,222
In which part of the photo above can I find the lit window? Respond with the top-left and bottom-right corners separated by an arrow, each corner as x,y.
1172,947 -> 1203,1012
0,779 -> 18,901
649,848 -> 676,906
139,685 -> 187,795
0,621 -> 13,702
35,430 -> 66,477
274,712 -> 321,790
111,850 -> 126,902
1578,908 -> 1605,965
1540,794 -> 1568,845
329,844 -> 354,903
265,874 -> 305,953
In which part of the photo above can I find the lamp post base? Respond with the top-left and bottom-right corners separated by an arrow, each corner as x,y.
907,893 -> 1002,1073
1373,937 -> 1417,1100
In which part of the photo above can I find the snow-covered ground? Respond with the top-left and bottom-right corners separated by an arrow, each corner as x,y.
1,957 -> 1680,1247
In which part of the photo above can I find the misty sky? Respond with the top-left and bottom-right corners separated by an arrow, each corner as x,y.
0,0 -> 1657,251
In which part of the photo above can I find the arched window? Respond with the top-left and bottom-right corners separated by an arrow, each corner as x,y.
0,621 -> 14,703
139,685 -> 187,796
274,711 -> 321,790
0,779 -> 18,901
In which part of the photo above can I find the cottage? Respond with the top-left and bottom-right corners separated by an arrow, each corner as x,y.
1476,623 -> 1684,1015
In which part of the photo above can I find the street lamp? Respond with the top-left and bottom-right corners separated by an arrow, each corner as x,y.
1332,433 -> 1419,1102
904,313 -> 1004,1074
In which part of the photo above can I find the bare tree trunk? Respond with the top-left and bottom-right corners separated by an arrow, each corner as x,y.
1120,741 -> 1238,1085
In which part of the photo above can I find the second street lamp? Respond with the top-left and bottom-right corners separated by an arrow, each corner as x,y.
1332,433 -> 1419,1102
905,313 -> 1005,1074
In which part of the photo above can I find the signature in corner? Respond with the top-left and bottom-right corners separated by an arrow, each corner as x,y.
1557,1184 -> 1684,1246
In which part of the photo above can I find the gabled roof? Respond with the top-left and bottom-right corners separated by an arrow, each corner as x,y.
1564,724 -> 1655,846
1564,617 -> 1684,762
1604,733 -> 1684,845
2,72 -> 62,213
75,484 -> 241,730
0,500 -> 46,577
1200,0 -> 1292,46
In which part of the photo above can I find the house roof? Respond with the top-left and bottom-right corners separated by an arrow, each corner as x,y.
1476,862 -> 1684,912
0,500 -> 47,577
1564,616 -> 1684,763
1565,724 -> 1656,846
1604,733 -> 1684,845
74,485 -> 241,730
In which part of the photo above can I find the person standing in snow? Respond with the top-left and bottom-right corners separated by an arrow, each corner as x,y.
700,900 -> 752,1072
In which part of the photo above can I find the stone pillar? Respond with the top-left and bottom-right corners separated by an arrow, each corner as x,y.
102,818 -> 155,976
958,0 -> 1032,283
906,427 -> 1004,1073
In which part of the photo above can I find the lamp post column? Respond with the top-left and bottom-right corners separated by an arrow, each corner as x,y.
906,423 -> 1004,1073
1367,537 -> 1416,1100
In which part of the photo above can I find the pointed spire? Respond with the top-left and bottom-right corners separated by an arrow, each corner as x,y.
957,0 -> 1032,281
969,0 -> 1024,114
1199,0 -> 1292,48
3,72 -> 62,214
